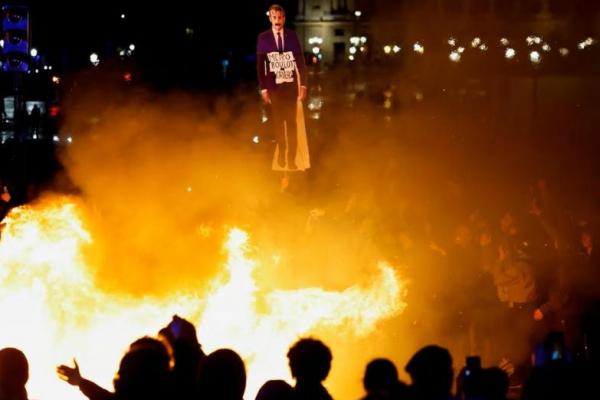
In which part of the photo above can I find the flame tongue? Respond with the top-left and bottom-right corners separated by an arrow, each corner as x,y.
0,197 -> 406,400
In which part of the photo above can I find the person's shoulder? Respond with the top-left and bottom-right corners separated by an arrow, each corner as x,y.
285,27 -> 299,37
258,29 -> 272,39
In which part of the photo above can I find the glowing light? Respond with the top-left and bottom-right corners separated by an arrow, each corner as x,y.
43,66 -> 48,70
349,46 -> 357,55
308,36 -> 323,45
392,45 -> 401,53
350,36 -> 360,46
559,47 -> 569,57
579,37 -> 596,50
360,36 -> 367,44
186,187 -> 192,192
529,51 -> 541,64
448,37 -> 456,47
312,46 -> 320,54
348,55 -> 355,61
505,48 -> 516,59
52,76 -> 60,84
89,53 -> 100,66
119,50 -> 126,56
52,135 -> 59,142
0,39 -> 4,47
66,136 -> 73,144
479,44 -> 488,51
471,37 -> 481,48
252,136 -> 260,144
30,48 -> 38,57
449,51 -> 461,62
121,14 -> 126,19
129,44 -> 135,51
542,43 -> 551,52
32,134 -> 38,140
527,35 -> 542,46
383,45 -> 391,54
457,46 -> 465,54
500,38 -> 509,46
354,10 -> 362,17
413,42 -> 424,54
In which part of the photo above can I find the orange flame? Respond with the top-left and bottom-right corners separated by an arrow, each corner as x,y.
0,197 -> 407,399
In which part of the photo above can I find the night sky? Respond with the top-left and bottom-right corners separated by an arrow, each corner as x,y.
27,1 -> 298,71
0,1 -> 301,89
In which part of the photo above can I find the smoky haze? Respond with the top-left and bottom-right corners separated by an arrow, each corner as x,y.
51,26 -> 600,393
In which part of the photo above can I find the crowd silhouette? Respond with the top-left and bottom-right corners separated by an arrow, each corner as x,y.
1,312 -> 599,400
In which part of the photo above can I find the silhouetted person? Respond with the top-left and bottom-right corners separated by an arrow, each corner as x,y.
256,380 -> 294,400
158,315 -> 205,400
361,358 -> 409,400
0,347 -> 29,400
29,105 -> 41,137
58,337 -> 171,400
113,337 -> 171,400
405,345 -> 453,400
197,348 -> 246,400
287,338 -> 333,400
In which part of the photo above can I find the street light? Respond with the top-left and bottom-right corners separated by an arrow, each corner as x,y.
90,53 -> 100,66
449,51 -> 461,63
529,51 -> 541,64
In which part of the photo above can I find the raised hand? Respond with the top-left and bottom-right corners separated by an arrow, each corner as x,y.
56,358 -> 82,386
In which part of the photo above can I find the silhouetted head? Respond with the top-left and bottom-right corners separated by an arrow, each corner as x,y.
159,315 -> 203,382
256,379 -> 294,400
114,337 -> 171,400
363,358 -> 398,394
0,347 -> 28,398
405,345 -> 453,398
287,338 -> 332,384
199,348 -> 246,400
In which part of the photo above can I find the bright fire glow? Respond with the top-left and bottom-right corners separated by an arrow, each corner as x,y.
0,197 -> 407,400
